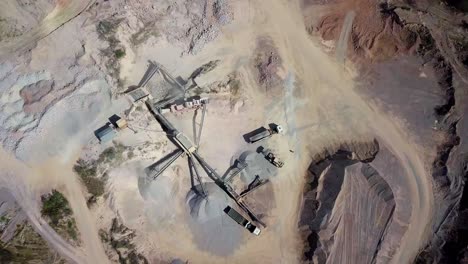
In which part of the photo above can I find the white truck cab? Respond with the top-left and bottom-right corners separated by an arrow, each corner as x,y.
246,223 -> 262,236
275,125 -> 284,134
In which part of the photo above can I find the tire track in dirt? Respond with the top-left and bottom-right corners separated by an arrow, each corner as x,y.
336,10 -> 356,63
252,0 -> 434,262
0,149 -> 86,264
0,148 -> 111,263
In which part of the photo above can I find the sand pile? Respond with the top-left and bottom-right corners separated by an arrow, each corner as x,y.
138,168 -> 181,227
186,182 -> 244,256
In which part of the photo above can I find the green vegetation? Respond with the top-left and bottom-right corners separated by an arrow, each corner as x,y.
73,159 -> 97,178
0,223 -> 66,263
0,215 -> 9,225
228,76 -> 241,97
135,105 -> 144,112
130,21 -> 159,46
40,190 -> 80,244
41,190 -> 72,226
73,143 -> 127,203
84,176 -> 106,198
96,18 -> 125,88
114,48 -> 126,59
74,159 -> 104,198
99,229 -> 109,243
97,19 -> 122,41
97,143 -> 126,165
66,219 -> 78,241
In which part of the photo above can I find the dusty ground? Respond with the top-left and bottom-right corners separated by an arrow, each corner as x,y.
0,0 -> 465,263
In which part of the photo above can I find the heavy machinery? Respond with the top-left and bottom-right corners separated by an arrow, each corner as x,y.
224,206 -> 261,236
140,61 -> 266,233
246,125 -> 283,144
262,149 -> 284,168
145,99 -> 266,228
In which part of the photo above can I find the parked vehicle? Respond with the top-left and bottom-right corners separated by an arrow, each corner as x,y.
262,149 -> 284,168
247,125 -> 283,143
224,206 -> 261,235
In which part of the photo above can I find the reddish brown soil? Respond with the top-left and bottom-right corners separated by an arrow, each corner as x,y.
306,0 -> 419,61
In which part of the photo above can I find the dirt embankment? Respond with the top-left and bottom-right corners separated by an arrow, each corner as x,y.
299,140 -> 401,263
302,0 -> 468,262
305,0 -> 419,61
305,0 -> 468,72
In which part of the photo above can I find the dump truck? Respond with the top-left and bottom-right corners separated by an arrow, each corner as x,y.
247,125 -> 283,143
224,206 -> 261,235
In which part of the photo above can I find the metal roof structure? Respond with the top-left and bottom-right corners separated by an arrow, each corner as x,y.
95,124 -> 116,143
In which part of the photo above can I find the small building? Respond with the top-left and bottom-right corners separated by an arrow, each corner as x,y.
95,124 -> 116,143
115,118 -> 128,129
109,114 -> 127,130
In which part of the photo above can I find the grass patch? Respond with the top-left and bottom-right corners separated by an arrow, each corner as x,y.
135,105 -> 143,112
0,223 -> 66,263
66,219 -> 78,241
73,159 -> 97,178
73,143 -> 127,202
130,21 -> 159,46
83,176 -> 105,198
0,215 -> 8,224
114,49 -> 126,59
97,143 -> 126,164
74,159 -> 104,198
97,20 -> 121,40
229,77 -> 241,97
99,229 -> 109,243
96,18 -> 125,88
41,190 -> 72,226
41,191 -> 80,244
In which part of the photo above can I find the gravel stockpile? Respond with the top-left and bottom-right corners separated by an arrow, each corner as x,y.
186,183 -> 244,256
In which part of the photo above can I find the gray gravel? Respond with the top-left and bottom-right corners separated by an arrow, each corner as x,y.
186,182 -> 244,256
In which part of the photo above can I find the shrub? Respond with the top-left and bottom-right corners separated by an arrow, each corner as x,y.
41,190 -> 71,226
66,220 -> 78,241
73,159 -> 97,178
81,176 -> 105,198
114,49 -> 125,59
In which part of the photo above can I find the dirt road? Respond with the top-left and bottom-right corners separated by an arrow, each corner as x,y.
336,10 -> 356,63
0,149 -> 111,264
245,0 -> 434,262
0,149 -> 86,264
0,0 -> 434,262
